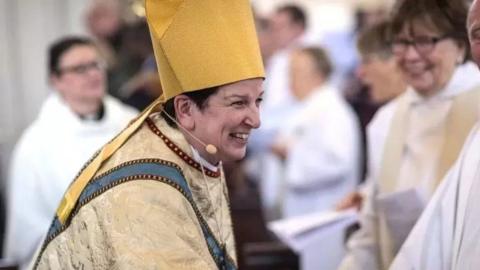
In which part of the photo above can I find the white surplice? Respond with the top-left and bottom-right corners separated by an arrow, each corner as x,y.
339,62 -> 480,270
4,92 -> 137,269
390,123 -> 480,270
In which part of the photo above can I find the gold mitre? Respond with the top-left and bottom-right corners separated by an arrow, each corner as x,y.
145,0 -> 265,101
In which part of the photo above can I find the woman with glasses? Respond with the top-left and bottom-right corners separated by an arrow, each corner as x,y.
391,0 -> 480,268
339,0 -> 480,269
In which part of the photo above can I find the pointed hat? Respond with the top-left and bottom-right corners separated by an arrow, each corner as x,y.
146,0 -> 265,101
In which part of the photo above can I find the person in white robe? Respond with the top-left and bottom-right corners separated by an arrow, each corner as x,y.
389,123 -> 480,270
246,4 -> 308,220
390,0 -> 480,268
4,36 -> 137,269
270,46 -> 360,218
336,19 -> 407,212
339,0 -> 480,269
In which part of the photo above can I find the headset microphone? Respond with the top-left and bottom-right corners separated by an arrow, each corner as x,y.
161,109 -> 218,155
205,144 -> 218,155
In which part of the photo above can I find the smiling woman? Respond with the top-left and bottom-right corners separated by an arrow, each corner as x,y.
32,0 -> 264,269
339,0 -> 480,269
390,2 -> 480,268
174,79 -> 263,165
390,0 -> 470,96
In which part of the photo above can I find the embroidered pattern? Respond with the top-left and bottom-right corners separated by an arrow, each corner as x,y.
34,159 -> 236,270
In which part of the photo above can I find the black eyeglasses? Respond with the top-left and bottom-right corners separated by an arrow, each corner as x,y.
391,34 -> 451,56
57,61 -> 106,75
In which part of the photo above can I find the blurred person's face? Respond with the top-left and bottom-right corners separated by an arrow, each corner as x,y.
357,53 -> 404,103
270,11 -> 303,50
290,50 -> 324,100
51,45 -> 106,107
86,4 -> 121,38
177,79 -> 263,164
468,0 -> 480,67
257,19 -> 276,62
392,21 -> 465,96
362,9 -> 387,30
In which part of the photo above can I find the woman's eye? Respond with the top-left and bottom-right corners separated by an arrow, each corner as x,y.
472,29 -> 480,41
231,100 -> 245,106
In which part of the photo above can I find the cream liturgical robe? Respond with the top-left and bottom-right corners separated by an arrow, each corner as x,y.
390,123 -> 480,270
32,114 -> 237,269
339,62 -> 480,270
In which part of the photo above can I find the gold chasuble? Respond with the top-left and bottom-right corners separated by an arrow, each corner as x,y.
34,116 -> 236,269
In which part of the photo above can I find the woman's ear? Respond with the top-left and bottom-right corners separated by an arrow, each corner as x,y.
173,95 -> 195,130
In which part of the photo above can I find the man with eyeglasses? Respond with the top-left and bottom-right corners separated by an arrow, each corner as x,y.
4,36 -> 137,269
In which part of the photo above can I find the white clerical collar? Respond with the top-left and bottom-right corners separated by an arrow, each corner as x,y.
408,61 -> 480,105
189,145 -> 219,172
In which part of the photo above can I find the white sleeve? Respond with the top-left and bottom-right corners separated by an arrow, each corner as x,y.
391,124 -> 480,270
4,137 -> 52,267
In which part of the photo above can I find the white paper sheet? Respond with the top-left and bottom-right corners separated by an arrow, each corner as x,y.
268,209 -> 358,252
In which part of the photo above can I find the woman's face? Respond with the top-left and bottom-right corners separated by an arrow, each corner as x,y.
357,53 -> 404,103
393,21 -> 465,96
188,78 -> 263,164
289,50 -> 323,100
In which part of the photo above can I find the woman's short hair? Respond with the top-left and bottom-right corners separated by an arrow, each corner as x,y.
162,87 -> 219,127
49,36 -> 95,76
390,0 -> 470,61
298,46 -> 333,79
357,20 -> 393,59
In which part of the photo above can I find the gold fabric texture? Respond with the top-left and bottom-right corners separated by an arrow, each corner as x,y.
35,115 -> 236,269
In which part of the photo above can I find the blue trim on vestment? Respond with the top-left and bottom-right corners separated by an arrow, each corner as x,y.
80,162 -> 192,201
44,160 -> 236,270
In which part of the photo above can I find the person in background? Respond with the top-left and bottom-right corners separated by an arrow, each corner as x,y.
336,20 -> 407,211
339,0 -> 480,268
4,36 -> 138,269
271,46 -> 360,218
84,0 -> 124,76
32,0 -> 264,268
356,20 -> 407,107
115,19 -> 162,111
391,0 -> 480,268
261,4 -> 307,114
254,14 -> 276,65
85,0 -> 156,104
247,4 -> 308,220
